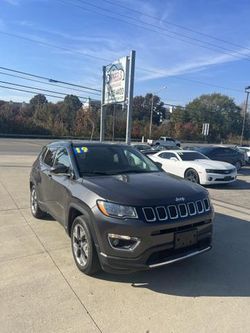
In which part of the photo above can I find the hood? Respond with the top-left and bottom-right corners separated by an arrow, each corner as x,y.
190,159 -> 235,169
81,171 -> 207,206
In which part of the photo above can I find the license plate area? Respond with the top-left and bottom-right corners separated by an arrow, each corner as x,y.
175,229 -> 198,249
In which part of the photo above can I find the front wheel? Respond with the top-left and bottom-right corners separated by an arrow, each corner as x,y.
30,185 -> 46,219
71,216 -> 100,275
184,169 -> 200,184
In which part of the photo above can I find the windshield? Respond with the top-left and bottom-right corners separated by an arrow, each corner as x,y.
73,145 -> 160,176
177,151 -> 209,161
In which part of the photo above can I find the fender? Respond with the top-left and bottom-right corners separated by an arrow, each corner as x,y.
66,198 -> 100,249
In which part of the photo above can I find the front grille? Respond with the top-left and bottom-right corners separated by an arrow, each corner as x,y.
168,205 -> 178,219
196,200 -> 204,214
142,198 -> 210,223
156,206 -> 168,221
142,207 -> 156,222
209,169 -> 235,174
178,204 -> 188,217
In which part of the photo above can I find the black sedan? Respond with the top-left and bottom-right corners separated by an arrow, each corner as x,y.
190,146 -> 245,170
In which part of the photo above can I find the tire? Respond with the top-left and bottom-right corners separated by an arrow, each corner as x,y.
184,168 -> 200,184
71,216 -> 100,275
30,185 -> 46,219
235,161 -> 242,171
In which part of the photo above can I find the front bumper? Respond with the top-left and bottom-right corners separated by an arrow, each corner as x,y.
92,206 -> 213,273
201,172 -> 237,185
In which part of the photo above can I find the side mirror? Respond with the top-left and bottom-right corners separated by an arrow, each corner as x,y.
170,157 -> 178,161
51,164 -> 69,175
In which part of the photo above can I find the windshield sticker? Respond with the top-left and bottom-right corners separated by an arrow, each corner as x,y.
74,147 -> 88,154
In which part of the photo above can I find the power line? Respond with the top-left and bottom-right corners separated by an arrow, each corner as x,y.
0,31 -> 111,67
65,0 -> 250,62
0,80 -> 92,100
0,31 -> 243,94
0,84 -> 64,99
102,0 -> 250,54
0,71 -> 101,96
0,65 -> 101,92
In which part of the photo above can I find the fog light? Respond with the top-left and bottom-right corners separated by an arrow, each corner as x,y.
108,234 -> 140,251
208,177 -> 213,181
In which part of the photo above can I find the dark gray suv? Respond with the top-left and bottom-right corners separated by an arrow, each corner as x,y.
30,141 -> 213,275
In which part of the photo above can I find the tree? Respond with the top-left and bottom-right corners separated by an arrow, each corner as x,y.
30,94 -> 48,108
59,95 -> 82,135
184,93 -> 242,141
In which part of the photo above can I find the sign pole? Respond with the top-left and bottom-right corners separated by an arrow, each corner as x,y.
125,50 -> 136,145
100,66 -> 106,142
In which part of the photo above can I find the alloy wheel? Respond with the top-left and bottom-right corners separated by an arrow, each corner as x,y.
185,170 -> 199,183
72,223 -> 89,267
31,187 -> 38,215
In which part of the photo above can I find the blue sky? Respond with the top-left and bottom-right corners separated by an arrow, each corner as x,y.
0,0 -> 250,106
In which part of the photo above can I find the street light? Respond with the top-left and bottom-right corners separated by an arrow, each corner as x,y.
149,86 -> 167,139
240,86 -> 250,146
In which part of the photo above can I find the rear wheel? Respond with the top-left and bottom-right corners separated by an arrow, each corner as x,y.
184,168 -> 200,184
71,216 -> 100,275
30,185 -> 46,219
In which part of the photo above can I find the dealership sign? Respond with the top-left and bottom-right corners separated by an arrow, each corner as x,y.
104,56 -> 129,104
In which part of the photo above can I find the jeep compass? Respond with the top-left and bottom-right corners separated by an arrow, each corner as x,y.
30,141 -> 213,275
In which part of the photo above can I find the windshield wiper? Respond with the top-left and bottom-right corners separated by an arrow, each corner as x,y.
113,169 -> 158,174
80,171 -> 111,176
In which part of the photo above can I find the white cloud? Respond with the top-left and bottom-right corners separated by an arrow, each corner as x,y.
137,46 -> 250,82
4,0 -> 20,5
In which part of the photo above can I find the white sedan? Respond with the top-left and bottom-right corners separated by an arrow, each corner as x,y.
149,150 -> 237,185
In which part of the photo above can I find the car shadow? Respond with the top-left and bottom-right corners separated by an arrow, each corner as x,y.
238,166 -> 250,177
207,178 -> 250,190
96,212 -> 250,297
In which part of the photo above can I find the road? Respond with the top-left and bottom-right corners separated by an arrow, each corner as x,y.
0,138 -> 250,333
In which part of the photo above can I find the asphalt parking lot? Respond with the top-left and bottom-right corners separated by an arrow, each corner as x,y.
0,139 -> 250,333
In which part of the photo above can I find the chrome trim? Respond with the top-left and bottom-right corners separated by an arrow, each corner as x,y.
100,252 -> 108,257
156,206 -> 168,221
178,203 -> 188,218
142,207 -> 157,222
187,202 -> 196,216
167,205 -> 178,219
148,246 -> 211,268
196,200 -> 204,214
107,234 -> 141,251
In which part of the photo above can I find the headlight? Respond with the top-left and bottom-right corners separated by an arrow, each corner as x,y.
206,169 -> 216,173
97,200 -> 138,219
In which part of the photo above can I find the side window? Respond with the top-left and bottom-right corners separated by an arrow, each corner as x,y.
54,148 -> 71,169
159,152 -> 176,159
43,148 -> 57,167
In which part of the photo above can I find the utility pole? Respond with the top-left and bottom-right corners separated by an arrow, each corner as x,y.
125,50 -> 136,145
149,86 -> 167,139
240,86 -> 250,146
100,66 -> 106,142
112,103 -> 116,141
